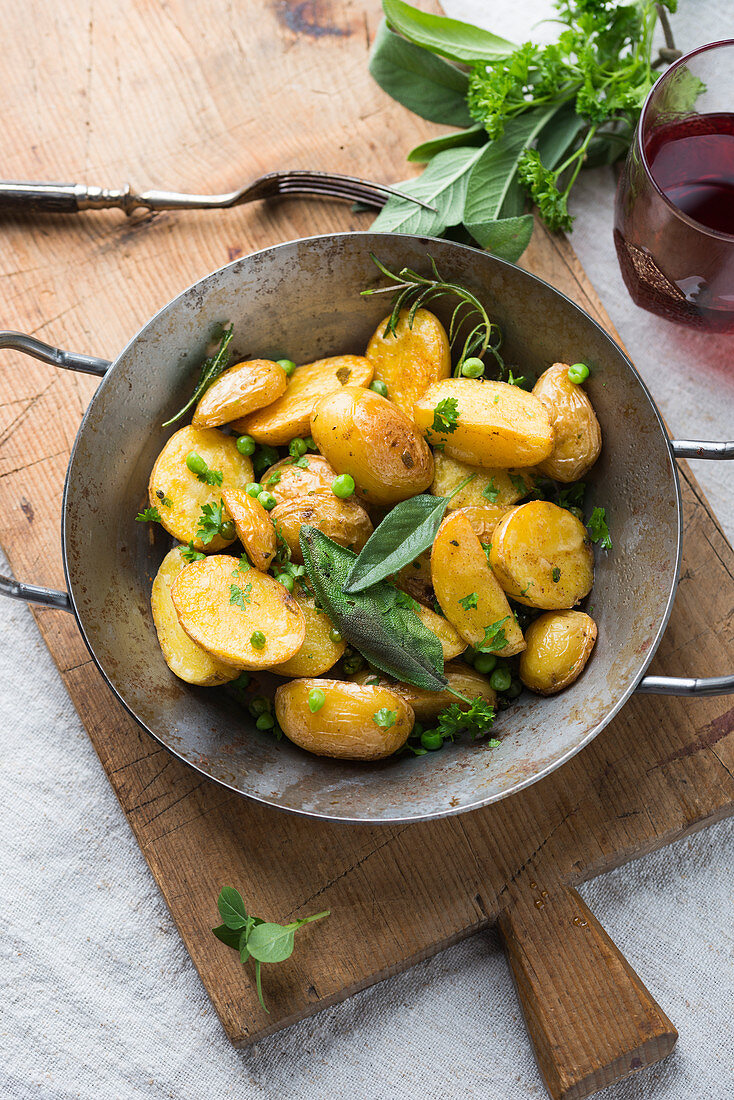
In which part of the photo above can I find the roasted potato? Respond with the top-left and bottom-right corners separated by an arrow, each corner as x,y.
532,363 -> 602,482
413,379 -> 554,468
489,501 -> 594,609
148,425 -> 253,551
151,548 -> 240,686
519,610 -> 597,694
352,662 -> 495,720
414,603 -> 466,660
270,590 -> 346,677
431,510 -> 525,655
232,355 -> 373,445
221,488 -> 276,571
311,386 -> 434,505
270,490 -> 372,563
456,504 -> 514,546
395,548 -> 434,607
260,454 -> 337,505
171,556 -> 305,669
191,359 -> 287,428
431,452 -> 536,508
365,308 -> 450,417
274,679 -> 413,760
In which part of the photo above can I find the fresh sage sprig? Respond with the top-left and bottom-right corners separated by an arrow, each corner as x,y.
344,474 -> 475,593
162,324 -> 234,428
212,887 -> 329,1013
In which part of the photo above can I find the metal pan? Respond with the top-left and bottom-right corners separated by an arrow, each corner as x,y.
1,232 -> 732,824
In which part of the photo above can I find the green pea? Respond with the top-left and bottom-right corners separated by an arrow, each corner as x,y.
370,380 -> 388,397
568,362 -> 590,384
250,631 -> 266,650
232,672 -> 251,690
220,520 -> 236,541
490,667 -> 512,692
257,491 -> 277,511
473,652 -> 497,674
308,687 -> 326,713
277,358 -> 296,377
461,357 -> 484,378
245,482 -> 262,498
277,573 -> 294,592
236,435 -> 256,456
248,696 -> 270,718
256,712 -> 275,730
506,679 -> 523,699
342,652 -> 364,674
421,730 -> 444,751
185,451 -> 207,476
328,627 -> 343,644
332,474 -> 355,499
289,437 -> 308,458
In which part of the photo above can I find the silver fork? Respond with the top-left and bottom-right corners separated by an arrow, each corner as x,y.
0,169 -> 434,217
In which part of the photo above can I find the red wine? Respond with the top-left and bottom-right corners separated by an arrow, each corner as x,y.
645,113 -> 734,236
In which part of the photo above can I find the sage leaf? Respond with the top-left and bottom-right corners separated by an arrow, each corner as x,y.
372,145 -> 486,237
382,0 -> 515,63
467,214 -> 534,263
344,494 -> 448,593
407,124 -> 485,164
217,886 -> 248,930
300,528 -> 446,691
212,924 -> 243,950
369,21 -> 473,128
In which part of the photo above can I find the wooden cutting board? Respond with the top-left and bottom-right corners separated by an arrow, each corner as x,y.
1,3 -> 732,1098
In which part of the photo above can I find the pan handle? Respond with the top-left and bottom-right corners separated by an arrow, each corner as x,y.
0,330 -> 112,611
636,437 -> 734,696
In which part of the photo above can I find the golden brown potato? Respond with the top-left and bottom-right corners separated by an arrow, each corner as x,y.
457,504 -> 515,546
365,308 -> 450,417
270,490 -> 372,563
232,355 -> 373,445
270,591 -> 346,677
151,548 -> 240,686
171,556 -> 305,669
310,386 -> 434,505
489,501 -> 594,609
274,679 -> 413,760
431,510 -> 525,655
191,359 -> 287,428
221,488 -> 276,571
519,610 -> 597,694
413,379 -> 554,468
431,452 -> 536,508
395,548 -> 434,607
532,363 -> 602,482
414,604 -> 466,660
148,425 -> 253,551
260,454 -> 337,505
352,662 -> 495,720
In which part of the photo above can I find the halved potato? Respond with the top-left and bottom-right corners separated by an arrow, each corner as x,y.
352,662 -> 495,720
457,504 -> 515,546
311,386 -> 434,505
270,490 -> 372,563
395,548 -> 434,607
489,501 -> 594,609
191,359 -> 287,428
270,590 -> 346,677
533,363 -> 602,483
221,488 -> 276,571
431,452 -> 537,507
431,510 -> 525,655
519,610 -> 597,694
232,355 -> 373,445
413,378 -> 554,468
148,425 -> 252,551
151,548 -> 239,686
414,603 -> 466,660
365,308 -> 451,417
171,556 -> 305,669
274,678 -> 412,760
260,454 -> 337,504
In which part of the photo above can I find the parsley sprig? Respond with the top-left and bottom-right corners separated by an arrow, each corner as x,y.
196,500 -> 235,545
135,507 -> 161,523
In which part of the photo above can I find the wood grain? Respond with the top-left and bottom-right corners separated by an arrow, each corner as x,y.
0,2 -> 732,1097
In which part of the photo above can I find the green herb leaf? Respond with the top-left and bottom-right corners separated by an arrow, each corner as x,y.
552,566 -> 561,582
509,473 -> 527,495
588,506 -> 612,551
467,213 -> 534,263
482,480 -> 499,503
373,708 -> 397,729
408,124 -> 485,163
371,144 -> 486,237
154,491 -> 173,508
180,542 -> 205,563
229,583 -> 253,609
135,507 -> 161,524
196,500 -> 228,545
212,924 -> 244,950
247,911 -> 330,965
436,698 -> 496,741
266,470 -> 282,486
162,324 -> 234,428
432,397 -> 459,434
217,886 -> 248,930
478,616 -> 510,652
459,592 -> 478,610
199,466 -> 223,487
557,481 -> 586,510
382,0 -> 515,64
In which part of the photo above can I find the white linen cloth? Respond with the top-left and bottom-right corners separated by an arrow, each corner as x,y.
1,2 -> 733,1097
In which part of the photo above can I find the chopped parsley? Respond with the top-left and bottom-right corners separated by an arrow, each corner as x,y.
373,708 -> 397,729
155,490 -> 173,508
266,470 -> 282,486
588,506 -> 612,550
552,566 -> 561,582
482,479 -> 499,503
180,542 -> 205,563
436,699 -> 498,743
431,397 -> 460,434
135,507 -> 161,523
507,370 -> 527,388
459,592 -> 478,610
509,473 -> 527,496
478,615 -> 510,652
198,466 -> 223,487
196,500 -> 231,545
229,582 -> 253,609
557,482 -> 586,510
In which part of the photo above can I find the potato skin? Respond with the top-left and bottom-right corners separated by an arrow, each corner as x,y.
395,548 -> 434,607
171,556 -> 305,669
148,425 -> 252,551
414,378 -> 554,468
274,679 -> 413,760
151,548 -> 239,686
414,603 -> 466,660
519,611 -> 597,694
352,662 -> 495,720
192,359 -> 287,428
431,452 -> 536,508
457,504 -> 515,546
311,386 -> 434,505
270,591 -> 346,677
365,308 -> 450,417
270,490 -> 372,563
431,510 -> 525,656
260,454 -> 337,505
490,501 -> 594,609
532,363 -> 602,482
221,488 -> 276,571
233,355 -> 373,445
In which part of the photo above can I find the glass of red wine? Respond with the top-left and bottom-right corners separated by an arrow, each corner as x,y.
614,40 -> 734,333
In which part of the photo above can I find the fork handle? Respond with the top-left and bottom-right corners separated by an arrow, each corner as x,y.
0,180 -> 140,215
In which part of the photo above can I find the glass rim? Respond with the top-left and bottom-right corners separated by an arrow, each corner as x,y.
638,38 -> 734,243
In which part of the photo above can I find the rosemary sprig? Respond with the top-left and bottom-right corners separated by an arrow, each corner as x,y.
162,324 -> 234,428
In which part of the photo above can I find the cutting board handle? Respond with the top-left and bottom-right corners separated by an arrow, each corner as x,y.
498,881 -> 677,1100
